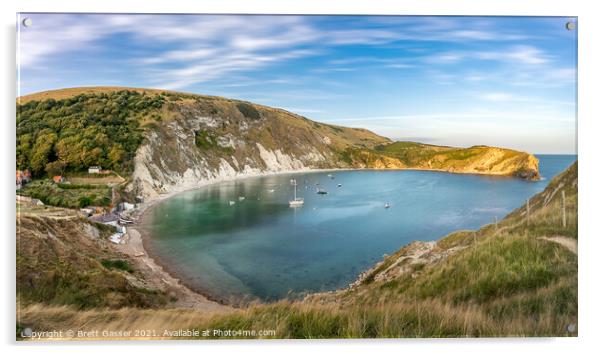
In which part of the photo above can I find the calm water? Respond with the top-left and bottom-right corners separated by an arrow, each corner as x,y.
143,155 -> 576,301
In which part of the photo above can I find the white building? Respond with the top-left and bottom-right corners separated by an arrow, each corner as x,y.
88,166 -> 101,174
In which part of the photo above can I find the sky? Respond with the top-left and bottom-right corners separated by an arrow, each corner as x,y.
17,14 -> 577,154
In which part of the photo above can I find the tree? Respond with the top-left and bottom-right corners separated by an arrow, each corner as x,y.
44,160 -> 67,177
108,145 -> 125,170
29,131 -> 57,175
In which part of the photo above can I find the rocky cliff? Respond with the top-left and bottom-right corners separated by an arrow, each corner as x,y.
124,93 -> 389,199
18,87 -> 540,201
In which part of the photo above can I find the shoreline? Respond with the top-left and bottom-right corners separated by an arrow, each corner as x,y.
128,167 -> 350,308
124,165 -> 544,308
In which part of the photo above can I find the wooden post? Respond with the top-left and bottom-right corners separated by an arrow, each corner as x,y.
526,198 -> 530,226
494,216 -> 498,231
562,190 -> 567,228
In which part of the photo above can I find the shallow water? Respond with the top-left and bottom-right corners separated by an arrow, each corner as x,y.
143,155 -> 576,301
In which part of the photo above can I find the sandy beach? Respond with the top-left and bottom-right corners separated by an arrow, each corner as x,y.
111,168 -> 345,310
116,226 -> 232,312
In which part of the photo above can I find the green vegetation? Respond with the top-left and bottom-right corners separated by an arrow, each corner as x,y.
56,182 -> 108,190
18,180 -> 111,208
16,90 -> 166,177
17,214 -> 166,310
101,259 -> 135,274
194,130 -> 234,154
375,141 -> 483,166
236,102 -> 261,120
194,130 -> 217,149
17,87 -> 538,187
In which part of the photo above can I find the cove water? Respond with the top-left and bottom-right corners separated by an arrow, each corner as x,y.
142,155 -> 576,302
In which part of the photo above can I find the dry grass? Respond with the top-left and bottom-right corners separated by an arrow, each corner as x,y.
18,294 -> 575,339
18,86 -> 171,104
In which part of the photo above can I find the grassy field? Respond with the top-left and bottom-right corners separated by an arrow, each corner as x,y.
18,180 -> 112,208
17,162 -> 578,339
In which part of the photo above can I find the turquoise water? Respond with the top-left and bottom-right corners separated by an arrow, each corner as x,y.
143,155 -> 576,302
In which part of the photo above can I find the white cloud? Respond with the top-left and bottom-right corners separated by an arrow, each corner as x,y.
480,92 -> 515,102
425,45 -> 551,66
19,14 -> 541,91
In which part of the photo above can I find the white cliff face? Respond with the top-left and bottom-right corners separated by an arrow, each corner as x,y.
126,115 -> 332,201
256,143 -> 305,171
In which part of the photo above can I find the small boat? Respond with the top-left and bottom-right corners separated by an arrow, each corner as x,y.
267,189 -> 275,193
316,188 -> 328,195
384,202 -> 391,209
229,201 -> 236,206
289,199 -> 304,207
337,184 -> 342,187
289,178 -> 304,207
328,174 -> 334,179
238,196 -> 245,201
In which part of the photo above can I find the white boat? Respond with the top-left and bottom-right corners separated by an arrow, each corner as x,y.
384,202 -> 391,209
289,178 -> 304,207
267,189 -> 275,193
337,184 -> 342,187
238,196 -> 245,201
229,201 -> 236,206
328,173 -> 334,179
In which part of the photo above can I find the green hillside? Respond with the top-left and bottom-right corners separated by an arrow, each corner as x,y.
17,87 -> 539,184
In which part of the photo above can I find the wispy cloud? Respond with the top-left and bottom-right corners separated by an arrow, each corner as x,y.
425,45 -> 551,65
18,14 -> 545,90
17,14 -> 576,154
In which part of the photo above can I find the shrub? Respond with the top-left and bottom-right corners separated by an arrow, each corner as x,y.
236,103 -> 261,120
101,259 -> 135,273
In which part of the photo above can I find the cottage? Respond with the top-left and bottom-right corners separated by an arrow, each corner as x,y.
118,202 -> 135,211
52,175 -> 65,183
88,166 -> 102,174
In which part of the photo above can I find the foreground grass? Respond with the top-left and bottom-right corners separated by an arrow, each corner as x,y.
19,294 -> 574,339
17,162 -> 578,339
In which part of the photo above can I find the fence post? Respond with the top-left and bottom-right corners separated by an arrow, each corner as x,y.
562,190 -> 567,228
494,216 -> 498,231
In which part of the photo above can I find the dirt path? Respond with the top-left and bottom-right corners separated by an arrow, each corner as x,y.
115,228 -> 232,313
539,236 -> 577,255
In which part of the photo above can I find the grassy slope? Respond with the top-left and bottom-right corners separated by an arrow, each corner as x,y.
18,180 -> 112,208
16,205 -> 168,310
371,141 -> 539,178
17,162 -> 577,339
17,87 -> 538,181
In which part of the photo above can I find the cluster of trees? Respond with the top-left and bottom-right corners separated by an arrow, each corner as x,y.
17,90 -> 166,177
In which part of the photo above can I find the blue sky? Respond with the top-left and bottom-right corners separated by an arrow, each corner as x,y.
17,14 -> 577,154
